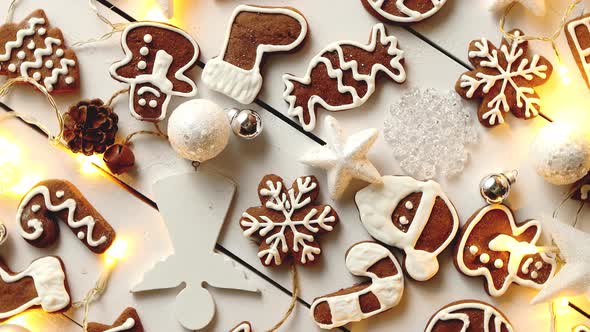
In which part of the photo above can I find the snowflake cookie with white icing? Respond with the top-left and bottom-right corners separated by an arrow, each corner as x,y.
240,174 -> 339,267
424,300 -> 514,332
355,176 -> 460,281
88,307 -> 144,332
455,30 -> 553,127
361,0 -> 449,24
454,204 -> 557,297
0,9 -> 79,93
311,242 -> 404,329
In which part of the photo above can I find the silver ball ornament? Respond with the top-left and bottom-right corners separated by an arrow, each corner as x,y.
479,170 -> 518,204
227,108 -> 263,139
168,99 -> 231,162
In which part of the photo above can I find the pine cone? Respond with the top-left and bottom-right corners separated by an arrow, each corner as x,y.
63,99 -> 119,156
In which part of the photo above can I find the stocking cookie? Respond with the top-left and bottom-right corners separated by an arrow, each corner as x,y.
0,256 -> 70,321
283,24 -> 406,132
17,179 -> 116,254
454,204 -> 557,297
110,22 -> 199,122
355,176 -> 460,281
88,307 -> 144,332
361,0 -> 448,24
455,30 -> 553,127
566,14 -> 590,90
202,5 -> 308,105
0,9 -> 79,93
424,300 -> 514,332
229,322 -> 252,332
240,175 -> 339,267
311,242 -> 404,329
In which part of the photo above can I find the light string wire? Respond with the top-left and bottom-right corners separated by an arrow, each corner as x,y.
5,0 -> 18,23
72,266 -> 114,332
71,0 -> 129,49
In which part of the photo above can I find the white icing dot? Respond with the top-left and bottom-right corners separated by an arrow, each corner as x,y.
27,40 -> 35,49
31,204 -> 41,213
56,190 -> 65,198
399,216 -> 409,225
38,28 -> 46,35
45,60 -> 53,69
56,49 -> 64,57
405,201 -> 413,210
33,72 -> 41,81
17,51 -> 26,59
143,34 -> 153,43
65,77 -> 74,85
137,61 -> 147,70
534,261 -> 543,270
469,245 -> 478,255
149,100 -> 158,108
494,259 -> 504,269
479,253 -> 490,264
8,64 -> 16,72
77,231 -> 85,239
140,46 -> 149,56
531,271 -> 539,279
138,98 -> 146,106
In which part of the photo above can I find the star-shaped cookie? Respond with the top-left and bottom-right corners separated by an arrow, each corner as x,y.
300,116 -> 381,200
489,0 -> 546,16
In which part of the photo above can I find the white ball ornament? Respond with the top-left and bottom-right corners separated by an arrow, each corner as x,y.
531,121 -> 590,185
168,99 -> 230,162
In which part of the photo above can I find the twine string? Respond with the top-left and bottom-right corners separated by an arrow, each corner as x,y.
123,123 -> 167,146
71,0 -> 129,48
105,88 -> 129,107
266,264 -> 299,332
5,0 -> 18,23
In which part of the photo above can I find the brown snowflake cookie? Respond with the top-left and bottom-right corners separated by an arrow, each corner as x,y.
16,179 -> 116,254
283,24 -> 406,132
454,204 -> 557,297
240,174 -> 339,267
566,14 -> 590,89
229,321 -> 253,332
456,30 -> 553,127
88,307 -> 144,332
355,175 -> 460,281
0,9 -> 79,93
310,242 -> 404,329
361,0 -> 449,24
110,22 -> 199,122
424,300 -> 513,332
0,256 -> 70,321
202,5 -> 308,105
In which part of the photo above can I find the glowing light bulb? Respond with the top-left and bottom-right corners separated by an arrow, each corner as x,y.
105,239 -> 128,267
558,298 -> 569,307
558,63 -> 572,85
145,6 -> 169,22
75,154 -> 102,176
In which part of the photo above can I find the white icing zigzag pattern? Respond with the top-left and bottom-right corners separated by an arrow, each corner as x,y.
367,0 -> 448,23
0,17 -> 44,61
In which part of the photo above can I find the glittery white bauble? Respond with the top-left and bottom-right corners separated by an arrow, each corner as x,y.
0,325 -> 31,332
168,99 -> 230,162
531,122 -> 590,185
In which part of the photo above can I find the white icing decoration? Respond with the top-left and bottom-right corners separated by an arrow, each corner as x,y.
456,204 -> 557,297
140,46 -> 149,56
399,216 -> 409,225
494,259 -> 504,269
56,190 -> 64,198
16,185 -> 108,247
20,37 -> 61,77
31,204 -> 41,212
27,40 -> 35,50
405,201 -> 413,210
33,72 -> 41,81
355,176 -> 459,281
149,100 -> 158,108
65,77 -> 74,85
103,318 -> 135,332
17,51 -> 26,59
367,0 -> 448,23
202,5 -> 308,105
531,271 -> 538,279
143,34 -> 152,43
575,326 -> 590,332
56,49 -> 64,57
45,60 -> 53,69
44,58 -> 76,92
7,64 -> 16,72
137,60 -> 147,70
310,242 -> 404,329
0,17 -> 45,61
283,24 -> 406,132
0,256 -> 70,319
535,261 -> 543,269
469,245 -> 479,255
110,22 -> 199,121
77,231 -> 85,239
581,184 -> 590,200
138,98 -> 146,106
230,322 -> 251,332
38,27 -> 46,35
480,253 -> 490,264
424,301 -> 514,332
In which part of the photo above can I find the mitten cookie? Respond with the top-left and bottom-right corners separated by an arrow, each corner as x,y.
0,256 -> 70,321
88,307 -> 144,332
110,22 -> 199,122
355,176 -> 460,281
240,175 -> 339,267
454,204 -> 557,297
283,24 -> 406,132
455,30 -> 553,127
229,322 -> 252,332
310,242 -> 404,329
16,179 -> 116,254
202,5 -> 308,105
424,300 -> 513,332
0,9 -> 79,93
566,14 -> 590,90
361,0 -> 448,24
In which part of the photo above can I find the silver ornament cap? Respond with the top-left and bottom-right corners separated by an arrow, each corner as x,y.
227,108 -> 263,140
479,170 -> 518,204
0,222 -> 6,246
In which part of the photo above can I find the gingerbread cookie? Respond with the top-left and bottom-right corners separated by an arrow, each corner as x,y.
575,326 -> 590,332
361,0 -> 448,24
283,24 -> 406,132
456,30 -> 553,127
566,14 -> 590,90
202,5 -> 308,105
355,176 -> 460,281
16,179 -> 116,254
0,9 -> 79,93
110,22 -> 199,122
229,321 -> 252,332
311,242 -> 404,329
424,300 -> 513,332
0,256 -> 70,321
454,204 -> 557,297
240,175 -> 339,267
88,307 -> 144,332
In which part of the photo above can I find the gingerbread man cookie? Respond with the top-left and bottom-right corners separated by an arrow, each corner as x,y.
88,307 -> 144,332
283,24 -> 406,132
229,321 -> 252,332
355,176 -> 460,281
202,5 -> 308,105
0,256 -> 70,321
566,14 -> 590,90
361,0 -> 449,24
0,9 -> 79,93
424,300 -> 514,332
240,175 -> 339,267
456,30 -> 553,127
311,242 -> 404,329
16,179 -> 116,254
454,204 -> 557,297
110,22 -> 199,122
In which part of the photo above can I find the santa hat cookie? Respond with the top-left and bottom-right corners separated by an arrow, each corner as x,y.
202,5 -> 308,105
